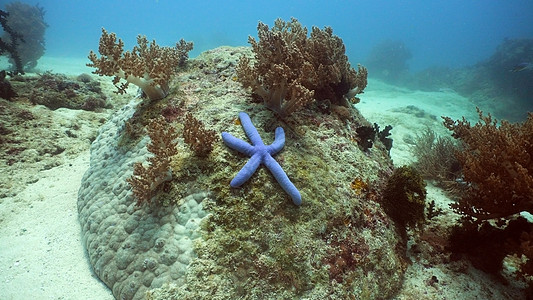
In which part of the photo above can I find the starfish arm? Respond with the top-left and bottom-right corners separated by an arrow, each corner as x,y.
263,154 -> 302,206
267,127 -> 285,155
222,132 -> 255,156
239,112 -> 265,146
230,153 -> 262,187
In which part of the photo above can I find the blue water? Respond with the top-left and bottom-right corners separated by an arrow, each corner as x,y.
3,0 -> 533,71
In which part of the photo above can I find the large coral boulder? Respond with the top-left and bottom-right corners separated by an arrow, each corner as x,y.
78,47 -> 406,299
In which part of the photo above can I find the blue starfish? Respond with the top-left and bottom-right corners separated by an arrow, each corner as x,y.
221,112 -> 302,206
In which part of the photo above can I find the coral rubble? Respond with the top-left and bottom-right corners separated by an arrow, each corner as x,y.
0,74 -> 130,198
28,72 -> 109,111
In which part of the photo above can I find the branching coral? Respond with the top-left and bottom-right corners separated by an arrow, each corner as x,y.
127,117 -> 179,206
410,128 -> 460,182
236,17 -> 367,118
0,9 -> 25,75
183,113 -> 217,157
87,28 -> 193,101
443,108 -> 533,223
0,2 -> 47,73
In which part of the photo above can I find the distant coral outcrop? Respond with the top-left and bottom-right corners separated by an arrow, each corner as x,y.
0,2 -> 48,73
365,40 -> 412,83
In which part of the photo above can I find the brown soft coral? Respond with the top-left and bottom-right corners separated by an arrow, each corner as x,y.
443,108 -> 533,223
87,28 -> 193,101
183,113 -> 217,157
236,18 -> 367,118
127,117 -> 179,206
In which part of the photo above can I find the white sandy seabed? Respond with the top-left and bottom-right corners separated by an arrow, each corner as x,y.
0,56 -> 524,299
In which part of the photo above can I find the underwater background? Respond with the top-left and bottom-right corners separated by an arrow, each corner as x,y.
1,1 -> 533,299
4,0 -> 533,71
1,0 -> 531,120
